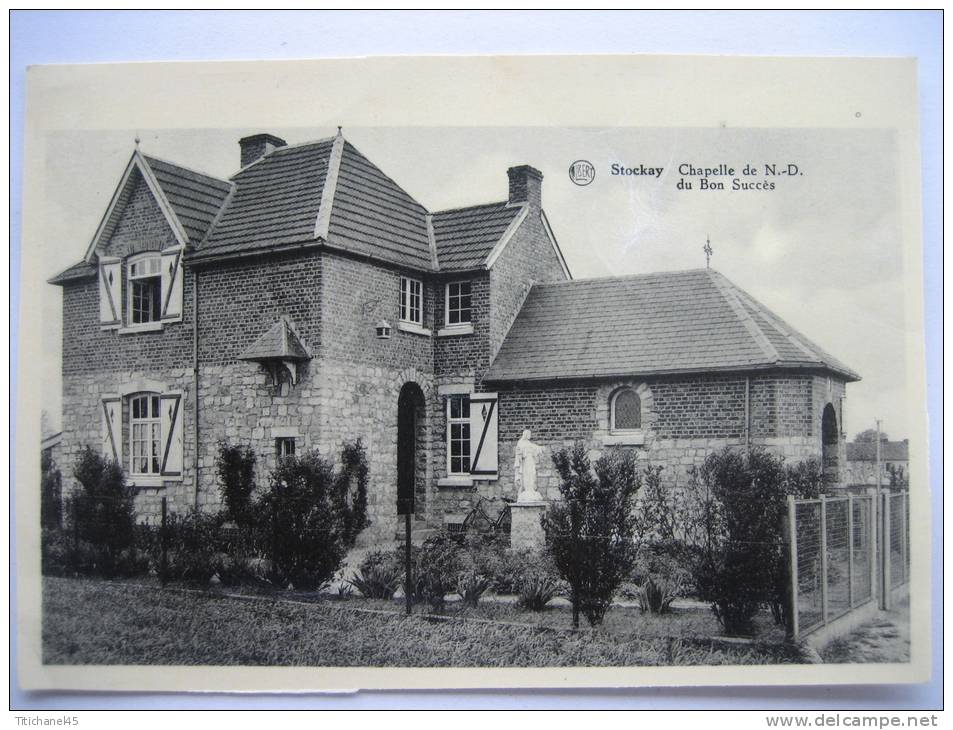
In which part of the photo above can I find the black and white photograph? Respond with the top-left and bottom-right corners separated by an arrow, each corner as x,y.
15,52 -> 931,694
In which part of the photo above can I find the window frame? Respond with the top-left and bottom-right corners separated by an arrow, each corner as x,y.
276,437 -> 296,459
126,252 -> 163,327
129,392 -> 162,477
610,387 -> 643,433
446,394 -> 471,477
445,280 -> 473,327
399,275 -> 423,326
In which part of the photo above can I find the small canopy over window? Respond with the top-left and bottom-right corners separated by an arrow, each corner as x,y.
611,388 -> 642,431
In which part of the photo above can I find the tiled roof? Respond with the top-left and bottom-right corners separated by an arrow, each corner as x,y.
237,318 -> 311,361
196,138 -> 335,260
432,202 -> 523,271
142,155 -> 231,245
485,269 -> 861,382
194,138 -> 434,270
49,260 -> 97,284
846,441 -> 909,462
327,142 -> 432,270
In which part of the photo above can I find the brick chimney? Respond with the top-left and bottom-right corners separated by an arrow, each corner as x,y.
507,165 -> 543,208
239,133 -> 287,168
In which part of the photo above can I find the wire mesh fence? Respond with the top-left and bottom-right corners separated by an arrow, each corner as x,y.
788,490 -> 908,639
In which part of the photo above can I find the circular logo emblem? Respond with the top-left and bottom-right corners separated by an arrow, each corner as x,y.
569,160 -> 595,186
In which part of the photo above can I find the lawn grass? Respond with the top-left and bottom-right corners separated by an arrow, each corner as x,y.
43,577 -> 804,667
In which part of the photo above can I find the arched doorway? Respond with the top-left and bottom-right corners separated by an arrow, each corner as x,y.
397,382 -> 426,517
821,403 -> 840,485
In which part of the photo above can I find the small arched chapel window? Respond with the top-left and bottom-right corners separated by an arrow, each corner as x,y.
611,388 -> 641,431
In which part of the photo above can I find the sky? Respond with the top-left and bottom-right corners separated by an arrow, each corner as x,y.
38,125 -> 910,440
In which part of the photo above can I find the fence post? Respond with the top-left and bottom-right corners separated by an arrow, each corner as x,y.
160,497 -> 168,587
819,495 -> 829,624
880,491 -> 891,610
847,493 -> 854,608
785,495 -> 799,640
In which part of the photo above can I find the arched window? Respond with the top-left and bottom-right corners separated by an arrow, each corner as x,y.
611,388 -> 641,431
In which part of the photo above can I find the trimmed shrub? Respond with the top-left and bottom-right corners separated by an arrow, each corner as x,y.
543,443 -> 640,627
69,447 -> 143,578
213,524 -> 265,587
349,550 -> 403,599
41,451 -> 63,529
256,450 -> 347,591
215,442 -> 257,527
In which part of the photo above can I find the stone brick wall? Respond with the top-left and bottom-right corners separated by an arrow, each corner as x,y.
488,210 -> 568,364
433,273 -> 490,379
99,170 -> 178,260
196,250 -> 321,365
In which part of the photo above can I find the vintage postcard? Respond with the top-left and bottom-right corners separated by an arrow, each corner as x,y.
15,55 -> 929,691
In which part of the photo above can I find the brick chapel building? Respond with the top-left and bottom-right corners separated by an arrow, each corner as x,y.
50,130 -> 860,543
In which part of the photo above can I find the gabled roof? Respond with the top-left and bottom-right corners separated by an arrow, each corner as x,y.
485,268 -> 860,383
431,202 -> 526,272
81,150 -> 230,263
237,317 -> 311,362
846,440 -> 909,462
54,132 -> 571,280
142,155 -> 231,245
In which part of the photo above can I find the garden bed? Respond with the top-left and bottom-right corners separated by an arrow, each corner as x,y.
43,577 -> 803,667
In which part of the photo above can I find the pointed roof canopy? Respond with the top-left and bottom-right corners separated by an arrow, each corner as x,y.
485,268 -> 860,383
237,317 -> 311,362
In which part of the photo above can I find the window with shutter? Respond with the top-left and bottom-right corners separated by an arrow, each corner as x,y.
469,393 -> 499,480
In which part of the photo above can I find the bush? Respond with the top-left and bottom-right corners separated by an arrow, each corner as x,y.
413,534 -> 462,611
690,447 -> 790,636
631,544 -> 692,614
334,440 -> 370,548
457,570 -> 491,608
256,450 -> 348,591
543,443 -> 640,627
349,550 -> 403,599
151,510 -> 223,583
215,442 -> 257,527
69,447 -> 142,578
516,573 -> 560,611
41,451 -> 63,529
213,524 -> 265,587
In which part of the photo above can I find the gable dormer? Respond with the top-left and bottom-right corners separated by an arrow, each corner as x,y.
79,149 -> 231,332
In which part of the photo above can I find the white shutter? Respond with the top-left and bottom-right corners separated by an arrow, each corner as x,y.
160,249 -> 183,321
469,392 -> 499,479
98,259 -> 121,325
159,392 -> 183,476
100,396 -> 122,463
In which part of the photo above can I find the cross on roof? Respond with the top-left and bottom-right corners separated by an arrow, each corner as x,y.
704,236 -> 713,268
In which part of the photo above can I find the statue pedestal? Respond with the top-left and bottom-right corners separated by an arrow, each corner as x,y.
509,501 -> 547,552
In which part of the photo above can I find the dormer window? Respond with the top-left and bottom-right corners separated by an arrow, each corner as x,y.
128,254 -> 162,325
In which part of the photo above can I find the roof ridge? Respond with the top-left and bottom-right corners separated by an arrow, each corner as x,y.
314,133 -> 345,241
432,200 -> 509,216
341,140 -> 429,213
141,153 -> 231,189
706,270 -> 781,364
726,279 -> 829,362
528,268 -> 713,288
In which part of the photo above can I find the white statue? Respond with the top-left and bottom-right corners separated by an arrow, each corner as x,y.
514,429 -> 545,503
